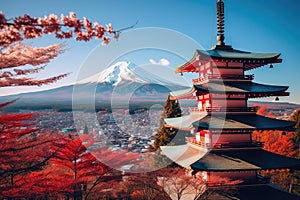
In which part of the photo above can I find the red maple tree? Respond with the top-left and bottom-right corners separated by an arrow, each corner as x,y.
252,105 -> 298,192
253,105 -> 297,157
0,100 -> 62,199
16,133 -> 140,200
0,10 -> 140,200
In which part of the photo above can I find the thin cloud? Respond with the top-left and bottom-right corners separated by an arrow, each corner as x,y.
149,58 -> 170,66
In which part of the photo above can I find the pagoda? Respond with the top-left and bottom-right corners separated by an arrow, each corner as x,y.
160,0 -> 300,199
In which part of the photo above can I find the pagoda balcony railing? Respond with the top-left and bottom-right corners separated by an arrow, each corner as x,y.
192,74 -> 254,85
186,137 -> 210,147
190,106 -> 258,113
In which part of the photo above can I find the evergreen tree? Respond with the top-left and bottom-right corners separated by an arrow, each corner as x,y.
153,96 -> 183,150
83,124 -> 89,134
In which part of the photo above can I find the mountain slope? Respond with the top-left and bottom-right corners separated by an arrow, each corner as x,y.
0,61 -> 189,110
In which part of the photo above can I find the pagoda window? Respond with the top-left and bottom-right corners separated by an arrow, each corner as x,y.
197,101 -> 203,110
204,94 -> 210,99
206,69 -> 212,75
202,171 -> 208,181
205,132 -> 211,145
198,130 -> 210,146
200,65 -> 205,72
205,62 -> 211,69
195,132 -> 201,142
205,100 -> 211,108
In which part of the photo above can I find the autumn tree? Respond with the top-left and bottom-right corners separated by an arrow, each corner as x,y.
157,167 -> 241,200
158,167 -> 206,200
289,108 -> 300,196
27,133 -> 140,200
0,11 -> 133,199
253,105 -> 297,157
0,12 -> 118,46
252,106 -> 300,194
0,100 -> 62,199
0,42 -> 68,87
153,96 -> 183,150
290,108 -> 300,158
113,172 -> 171,200
0,11 -> 124,88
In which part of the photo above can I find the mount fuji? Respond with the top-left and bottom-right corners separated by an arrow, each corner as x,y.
94,61 -> 146,86
0,61 -> 190,111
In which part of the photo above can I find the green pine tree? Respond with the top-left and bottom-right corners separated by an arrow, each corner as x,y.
153,96 -> 184,150
83,124 -> 89,134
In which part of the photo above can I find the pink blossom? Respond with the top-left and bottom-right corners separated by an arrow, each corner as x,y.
102,36 -> 110,45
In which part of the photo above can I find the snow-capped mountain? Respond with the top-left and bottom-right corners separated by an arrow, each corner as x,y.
80,61 -> 190,88
0,61 -> 190,110
96,61 -> 146,86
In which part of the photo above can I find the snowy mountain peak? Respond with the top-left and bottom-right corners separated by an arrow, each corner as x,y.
97,61 -> 145,86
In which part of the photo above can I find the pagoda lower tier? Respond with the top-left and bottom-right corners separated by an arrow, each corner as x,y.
161,144 -> 300,200
161,144 -> 300,172
205,184 -> 300,200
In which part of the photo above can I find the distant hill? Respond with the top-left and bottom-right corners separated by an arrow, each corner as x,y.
248,101 -> 299,110
248,101 -> 299,117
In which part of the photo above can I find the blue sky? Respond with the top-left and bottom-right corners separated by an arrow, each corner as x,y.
1,0 -> 300,103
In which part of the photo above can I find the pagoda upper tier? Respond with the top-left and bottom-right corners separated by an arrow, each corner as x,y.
170,81 -> 289,100
176,47 -> 282,73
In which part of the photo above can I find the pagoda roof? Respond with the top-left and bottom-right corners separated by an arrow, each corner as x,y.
170,87 -> 196,99
207,184 -> 300,200
164,114 -> 295,131
197,48 -> 280,61
164,112 -> 207,130
195,81 -> 288,94
160,144 -> 300,171
160,144 -> 208,169
170,81 -> 289,99
194,114 -> 295,131
191,148 -> 300,171
176,48 -> 282,73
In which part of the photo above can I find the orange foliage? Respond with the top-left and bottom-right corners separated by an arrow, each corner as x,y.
253,105 -> 298,192
253,105 -> 297,157
0,103 -> 61,198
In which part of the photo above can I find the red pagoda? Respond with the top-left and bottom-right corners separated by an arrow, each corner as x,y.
160,0 -> 300,199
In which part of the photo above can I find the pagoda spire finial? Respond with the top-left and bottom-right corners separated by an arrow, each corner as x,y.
216,0 -> 225,46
